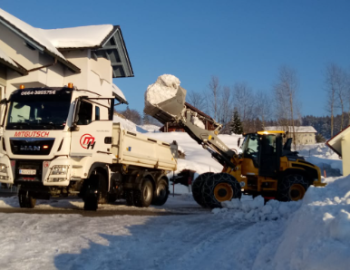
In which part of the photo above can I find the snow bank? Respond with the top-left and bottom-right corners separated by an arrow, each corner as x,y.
144,74 -> 180,111
213,195 -> 301,223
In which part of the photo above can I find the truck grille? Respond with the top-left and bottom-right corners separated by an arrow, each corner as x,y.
10,138 -> 54,155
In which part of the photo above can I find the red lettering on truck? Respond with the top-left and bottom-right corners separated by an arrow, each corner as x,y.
14,131 -> 50,137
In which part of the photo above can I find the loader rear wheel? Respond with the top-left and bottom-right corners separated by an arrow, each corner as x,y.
134,179 -> 154,207
277,174 -> 309,202
192,172 -> 214,207
202,173 -> 242,208
18,188 -> 36,208
152,179 -> 169,206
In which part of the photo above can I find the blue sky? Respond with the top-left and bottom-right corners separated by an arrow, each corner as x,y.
1,0 -> 350,117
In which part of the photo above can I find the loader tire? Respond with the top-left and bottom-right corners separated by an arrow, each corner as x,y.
134,179 -> 154,207
202,173 -> 242,208
18,188 -> 36,208
152,178 -> 169,206
277,174 -> 309,202
192,172 -> 214,207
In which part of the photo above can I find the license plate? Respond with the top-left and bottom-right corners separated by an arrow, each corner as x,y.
19,169 -> 36,175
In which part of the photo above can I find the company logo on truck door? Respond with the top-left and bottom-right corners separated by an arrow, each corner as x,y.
80,134 -> 96,149
14,131 -> 50,137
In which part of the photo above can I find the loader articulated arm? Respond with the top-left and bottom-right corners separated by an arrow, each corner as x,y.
178,107 -> 237,167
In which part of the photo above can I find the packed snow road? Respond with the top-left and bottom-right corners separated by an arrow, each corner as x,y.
0,194 -> 256,270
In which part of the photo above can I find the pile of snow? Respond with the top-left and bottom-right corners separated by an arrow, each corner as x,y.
192,116 -> 205,129
138,124 -> 161,132
144,74 -> 181,115
213,195 -> 302,222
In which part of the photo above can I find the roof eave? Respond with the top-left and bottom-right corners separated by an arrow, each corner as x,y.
0,58 -> 28,75
0,16 -> 80,74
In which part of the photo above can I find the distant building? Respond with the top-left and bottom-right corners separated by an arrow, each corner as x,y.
264,126 -> 317,145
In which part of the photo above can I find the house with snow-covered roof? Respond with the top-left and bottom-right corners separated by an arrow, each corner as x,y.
264,126 -> 317,145
0,8 -> 133,103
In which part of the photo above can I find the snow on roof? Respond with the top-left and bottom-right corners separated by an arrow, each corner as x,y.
264,126 -> 317,133
326,125 -> 350,157
0,8 -> 65,59
112,84 -> 127,104
0,47 -> 17,67
41,25 -> 114,49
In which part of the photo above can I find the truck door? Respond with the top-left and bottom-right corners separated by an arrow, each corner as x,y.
258,134 -> 281,177
70,98 -> 112,157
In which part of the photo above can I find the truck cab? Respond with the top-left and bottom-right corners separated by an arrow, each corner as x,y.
0,84 -> 177,210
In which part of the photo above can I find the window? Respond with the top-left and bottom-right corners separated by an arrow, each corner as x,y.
95,106 -> 100,120
77,101 -> 92,125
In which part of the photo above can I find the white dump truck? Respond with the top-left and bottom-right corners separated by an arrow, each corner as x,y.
0,84 -> 177,210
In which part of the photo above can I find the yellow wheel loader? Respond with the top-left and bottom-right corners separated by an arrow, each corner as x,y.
144,79 -> 325,208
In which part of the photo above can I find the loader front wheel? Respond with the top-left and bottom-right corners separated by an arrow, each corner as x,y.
202,173 -> 241,208
277,174 -> 309,202
192,172 -> 214,207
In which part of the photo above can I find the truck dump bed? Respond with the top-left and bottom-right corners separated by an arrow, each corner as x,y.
111,123 -> 177,171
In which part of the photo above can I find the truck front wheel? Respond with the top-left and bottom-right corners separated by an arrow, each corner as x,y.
134,179 -> 154,207
18,188 -> 36,208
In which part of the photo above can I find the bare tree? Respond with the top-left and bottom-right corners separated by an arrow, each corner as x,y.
187,91 -> 206,112
274,66 -> 300,148
232,82 -> 255,132
218,86 -> 233,133
255,91 -> 273,129
208,76 -> 221,120
325,64 -> 339,137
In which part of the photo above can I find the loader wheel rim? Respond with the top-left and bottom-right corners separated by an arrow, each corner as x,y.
214,183 -> 233,202
289,184 -> 306,201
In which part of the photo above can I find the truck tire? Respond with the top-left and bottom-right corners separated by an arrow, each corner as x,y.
18,188 -> 36,208
125,190 -> 134,206
152,178 -> 169,206
82,171 -> 107,211
277,173 -> 310,202
84,195 -> 98,211
134,178 -> 154,207
192,172 -> 214,207
202,173 -> 242,208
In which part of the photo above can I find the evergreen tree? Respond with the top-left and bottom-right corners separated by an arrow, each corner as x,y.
230,109 -> 244,134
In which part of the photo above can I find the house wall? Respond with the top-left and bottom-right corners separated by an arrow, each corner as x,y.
341,137 -> 350,176
0,23 -> 68,96
294,132 -> 316,145
63,50 -> 113,96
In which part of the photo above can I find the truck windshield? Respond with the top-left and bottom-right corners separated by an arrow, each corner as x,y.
6,90 -> 72,130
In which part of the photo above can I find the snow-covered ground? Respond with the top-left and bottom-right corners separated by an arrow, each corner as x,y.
1,121 -> 349,269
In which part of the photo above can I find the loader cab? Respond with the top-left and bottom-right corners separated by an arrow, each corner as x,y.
241,131 -> 284,178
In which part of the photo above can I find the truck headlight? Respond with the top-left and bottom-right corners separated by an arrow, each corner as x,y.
0,164 -> 7,173
51,165 -> 69,175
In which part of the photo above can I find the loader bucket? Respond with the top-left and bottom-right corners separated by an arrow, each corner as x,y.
144,86 -> 187,124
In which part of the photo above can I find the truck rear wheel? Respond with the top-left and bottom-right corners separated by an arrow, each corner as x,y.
152,178 -> 169,206
277,174 -> 309,201
202,173 -> 242,208
18,188 -> 36,208
192,172 -> 214,207
134,179 -> 154,207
